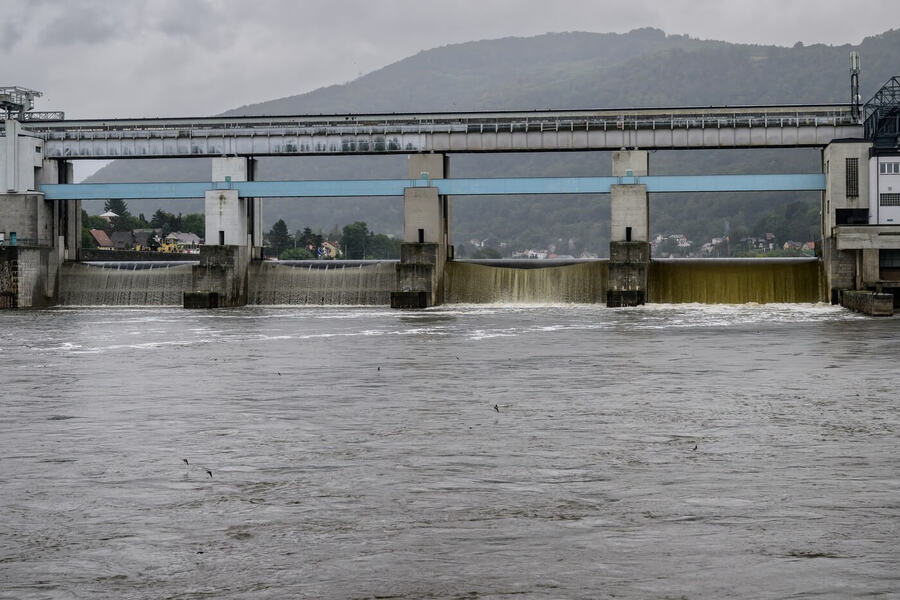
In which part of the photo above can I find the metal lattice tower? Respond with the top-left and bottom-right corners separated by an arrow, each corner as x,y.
850,51 -> 861,120
0,86 -> 64,121
864,76 -> 900,151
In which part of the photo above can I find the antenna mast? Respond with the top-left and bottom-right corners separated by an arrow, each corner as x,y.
850,51 -> 861,121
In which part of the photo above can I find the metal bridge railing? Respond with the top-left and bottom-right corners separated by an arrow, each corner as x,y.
35,112 -> 857,144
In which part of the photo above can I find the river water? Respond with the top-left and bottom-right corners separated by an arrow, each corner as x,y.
1,303 -> 898,599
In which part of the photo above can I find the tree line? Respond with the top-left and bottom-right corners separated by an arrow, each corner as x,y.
266,219 -> 400,260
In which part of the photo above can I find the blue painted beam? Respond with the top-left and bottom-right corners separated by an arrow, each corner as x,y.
39,174 -> 825,200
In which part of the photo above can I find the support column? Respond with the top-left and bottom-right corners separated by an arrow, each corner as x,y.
204,157 -> 262,257
821,141 -> 875,301
391,153 -> 451,308
607,150 -> 650,307
36,159 -> 77,261
189,157 -> 258,308
0,135 -> 67,307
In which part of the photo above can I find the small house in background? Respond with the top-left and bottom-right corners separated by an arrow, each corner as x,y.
133,229 -> 159,250
89,229 -> 114,249
110,231 -> 134,250
99,211 -> 118,222
165,232 -> 201,247
320,241 -> 341,258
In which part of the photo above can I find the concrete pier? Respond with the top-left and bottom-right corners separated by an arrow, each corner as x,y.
391,154 -> 451,308
607,151 -> 650,307
840,289 -> 894,316
205,157 -> 262,259
184,245 -> 250,308
0,119 -> 76,307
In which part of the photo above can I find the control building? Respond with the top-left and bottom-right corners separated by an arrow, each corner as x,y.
822,77 -> 900,302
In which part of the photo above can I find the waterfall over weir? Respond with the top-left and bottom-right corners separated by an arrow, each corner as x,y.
648,258 -> 825,304
53,257 -> 825,307
58,262 -> 195,306
248,261 -> 398,305
445,260 -> 609,304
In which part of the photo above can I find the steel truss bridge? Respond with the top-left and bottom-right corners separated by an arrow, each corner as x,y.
17,104 -> 862,159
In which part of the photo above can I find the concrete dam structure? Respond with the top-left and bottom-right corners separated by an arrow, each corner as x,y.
2,75 -> 899,312
50,256 -> 822,307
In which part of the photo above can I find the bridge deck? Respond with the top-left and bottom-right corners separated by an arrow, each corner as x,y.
39,174 -> 826,200
17,104 -> 862,158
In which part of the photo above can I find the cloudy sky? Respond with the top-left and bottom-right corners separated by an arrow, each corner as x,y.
4,0 -> 896,121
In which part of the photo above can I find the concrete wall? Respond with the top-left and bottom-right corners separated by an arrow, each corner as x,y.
403,187 -> 443,243
0,246 -> 57,308
408,153 -> 448,179
859,248 -> 880,289
822,141 -> 872,232
840,289 -> 894,316
820,237 -> 855,302
821,141 -> 873,299
610,184 -> 649,242
835,226 -> 900,250
0,194 -> 55,246
870,156 -> 900,225
189,244 -> 250,307
612,150 -> 648,177
206,158 -> 262,257
1,120 -> 44,193
205,189 -> 248,247
0,247 -> 16,308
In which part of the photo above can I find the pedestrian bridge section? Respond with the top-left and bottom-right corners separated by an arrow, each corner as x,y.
24,105 -> 860,159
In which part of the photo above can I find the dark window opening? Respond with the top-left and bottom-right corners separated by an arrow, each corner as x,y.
835,208 -> 869,225
417,228 -> 425,243
625,226 -> 632,242
218,230 -> 225,245
879,249 -> 900,281
846,157 -> 859,198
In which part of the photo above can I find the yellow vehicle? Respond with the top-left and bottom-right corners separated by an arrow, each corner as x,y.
158,241 -> 183,253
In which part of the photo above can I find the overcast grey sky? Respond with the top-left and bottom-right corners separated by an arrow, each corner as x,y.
4,0 -> 897,120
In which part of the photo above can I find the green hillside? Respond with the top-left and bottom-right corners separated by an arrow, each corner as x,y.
85,27 -> 900,256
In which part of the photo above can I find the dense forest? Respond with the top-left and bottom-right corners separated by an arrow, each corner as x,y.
84,27 -> 900,256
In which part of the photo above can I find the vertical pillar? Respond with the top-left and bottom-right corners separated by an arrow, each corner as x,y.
3,119 -> 19,193
37,159 -> 77,261
391,153 -> 451,308
191,157 -> 258,308
607,150 -> 650,307
205,157 -> 262,258
821,141 -> 874,301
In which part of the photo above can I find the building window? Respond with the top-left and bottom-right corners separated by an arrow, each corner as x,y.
880,193 -> 900,206
845,157 -> 858,197
885,162 -> 900,175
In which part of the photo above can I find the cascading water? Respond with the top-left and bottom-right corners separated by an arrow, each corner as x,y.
249,260 -> 398,305
648,258 -> 825,304
444,260 -> 609,304
53,257 -> 825,307
58,262 -> 195,306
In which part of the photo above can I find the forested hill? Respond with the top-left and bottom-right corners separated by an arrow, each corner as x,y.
86,27 -> 900,256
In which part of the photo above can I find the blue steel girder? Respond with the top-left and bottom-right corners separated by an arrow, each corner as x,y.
38,174 -> 826,200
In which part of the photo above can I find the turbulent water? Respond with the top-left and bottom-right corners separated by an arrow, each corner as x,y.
1,303 -> 898,599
